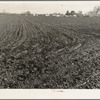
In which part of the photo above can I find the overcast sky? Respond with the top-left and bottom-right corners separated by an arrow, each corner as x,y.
0,1 -> 100,14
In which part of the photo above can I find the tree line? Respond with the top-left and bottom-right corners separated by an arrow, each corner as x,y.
65,6 -> 100,17
0,6 -> 100,17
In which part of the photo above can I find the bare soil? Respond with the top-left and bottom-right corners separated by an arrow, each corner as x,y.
0,15 -> 100,88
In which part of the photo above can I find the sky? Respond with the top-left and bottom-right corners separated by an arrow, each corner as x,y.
0,1 -> 100,14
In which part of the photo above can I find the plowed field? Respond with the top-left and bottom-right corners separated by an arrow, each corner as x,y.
0,15 -> 100,88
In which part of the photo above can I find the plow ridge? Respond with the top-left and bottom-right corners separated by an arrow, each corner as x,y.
0,16 -> 100,89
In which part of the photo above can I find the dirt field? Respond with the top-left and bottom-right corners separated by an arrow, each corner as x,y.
0,15 -> 100,88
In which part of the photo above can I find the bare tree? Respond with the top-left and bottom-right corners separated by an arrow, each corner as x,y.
88,6 -> 100,17
93,6 -> 100,14
70,11 -> 76,16
25,11 -> 31,15
65,10 -> 70,16
76,11 -> 83,17
65,10 -> 76,17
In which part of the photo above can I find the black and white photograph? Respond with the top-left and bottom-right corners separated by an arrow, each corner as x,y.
0,1 -> 100,89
